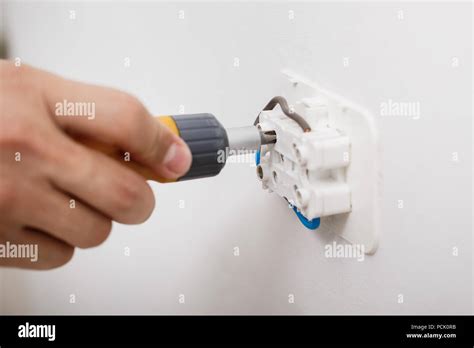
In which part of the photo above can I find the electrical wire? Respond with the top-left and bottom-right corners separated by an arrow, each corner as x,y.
254,96 -> 311,132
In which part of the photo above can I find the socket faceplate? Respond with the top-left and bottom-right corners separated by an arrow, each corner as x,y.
257,71 -> 380,253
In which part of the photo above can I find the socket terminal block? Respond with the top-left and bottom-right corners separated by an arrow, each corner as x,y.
256,107 -> 352,222
254,71 -> 380,254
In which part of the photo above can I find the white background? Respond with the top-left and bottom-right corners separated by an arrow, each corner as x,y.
0,1 -> 472,314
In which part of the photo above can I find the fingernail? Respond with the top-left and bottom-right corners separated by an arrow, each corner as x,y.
162,141 -> 192,177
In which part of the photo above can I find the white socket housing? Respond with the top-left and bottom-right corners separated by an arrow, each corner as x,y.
256,71 -> 380,254
257,111 -> 352,220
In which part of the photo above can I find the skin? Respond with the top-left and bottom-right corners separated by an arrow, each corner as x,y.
0,60 -> 192,270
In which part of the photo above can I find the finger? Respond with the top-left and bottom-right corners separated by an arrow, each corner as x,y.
0,227 -> 74,270
45,132 -> 156,224
17,181 -> 112,248
28,65 -> 191,179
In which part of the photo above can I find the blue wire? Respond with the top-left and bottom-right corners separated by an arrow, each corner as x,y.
292,205 -> 321,230
255,150 -> 320,230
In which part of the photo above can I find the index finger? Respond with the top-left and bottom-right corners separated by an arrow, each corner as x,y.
29,65 -> 192,179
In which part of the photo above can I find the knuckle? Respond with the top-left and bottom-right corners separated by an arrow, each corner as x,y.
118,93 -> 147,119
113,178 -> 143,213
0,180 -> 18,214
0,65 -> 51,157
111,175 -> 153,223
5,128 -> 36,152
0,119 -> 52,160
41,137 -> 75,175
0,60 -> 35,94
65,146 -> 96,183
114,93 -> 148,136
0,60 -> 22,79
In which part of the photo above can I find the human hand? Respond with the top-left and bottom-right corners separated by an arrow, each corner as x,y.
0,61 -> 192,269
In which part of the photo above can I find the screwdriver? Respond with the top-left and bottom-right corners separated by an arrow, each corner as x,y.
80,113 -> 276,182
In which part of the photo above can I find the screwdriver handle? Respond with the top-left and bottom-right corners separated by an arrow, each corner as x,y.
76,114 -> 229,182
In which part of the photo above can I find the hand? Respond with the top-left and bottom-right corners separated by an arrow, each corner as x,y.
0,61 -> 192,269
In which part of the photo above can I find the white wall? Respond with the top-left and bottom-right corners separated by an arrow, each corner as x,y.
1,1 -> 472,314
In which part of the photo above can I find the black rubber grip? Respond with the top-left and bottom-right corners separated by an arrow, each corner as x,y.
171,113 -> 228,180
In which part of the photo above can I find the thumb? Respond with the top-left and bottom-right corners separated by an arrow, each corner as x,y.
150,118 -> 193,179
34,64 -> 192,179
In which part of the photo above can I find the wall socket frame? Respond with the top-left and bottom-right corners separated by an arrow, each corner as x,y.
257,70 -> 381,254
